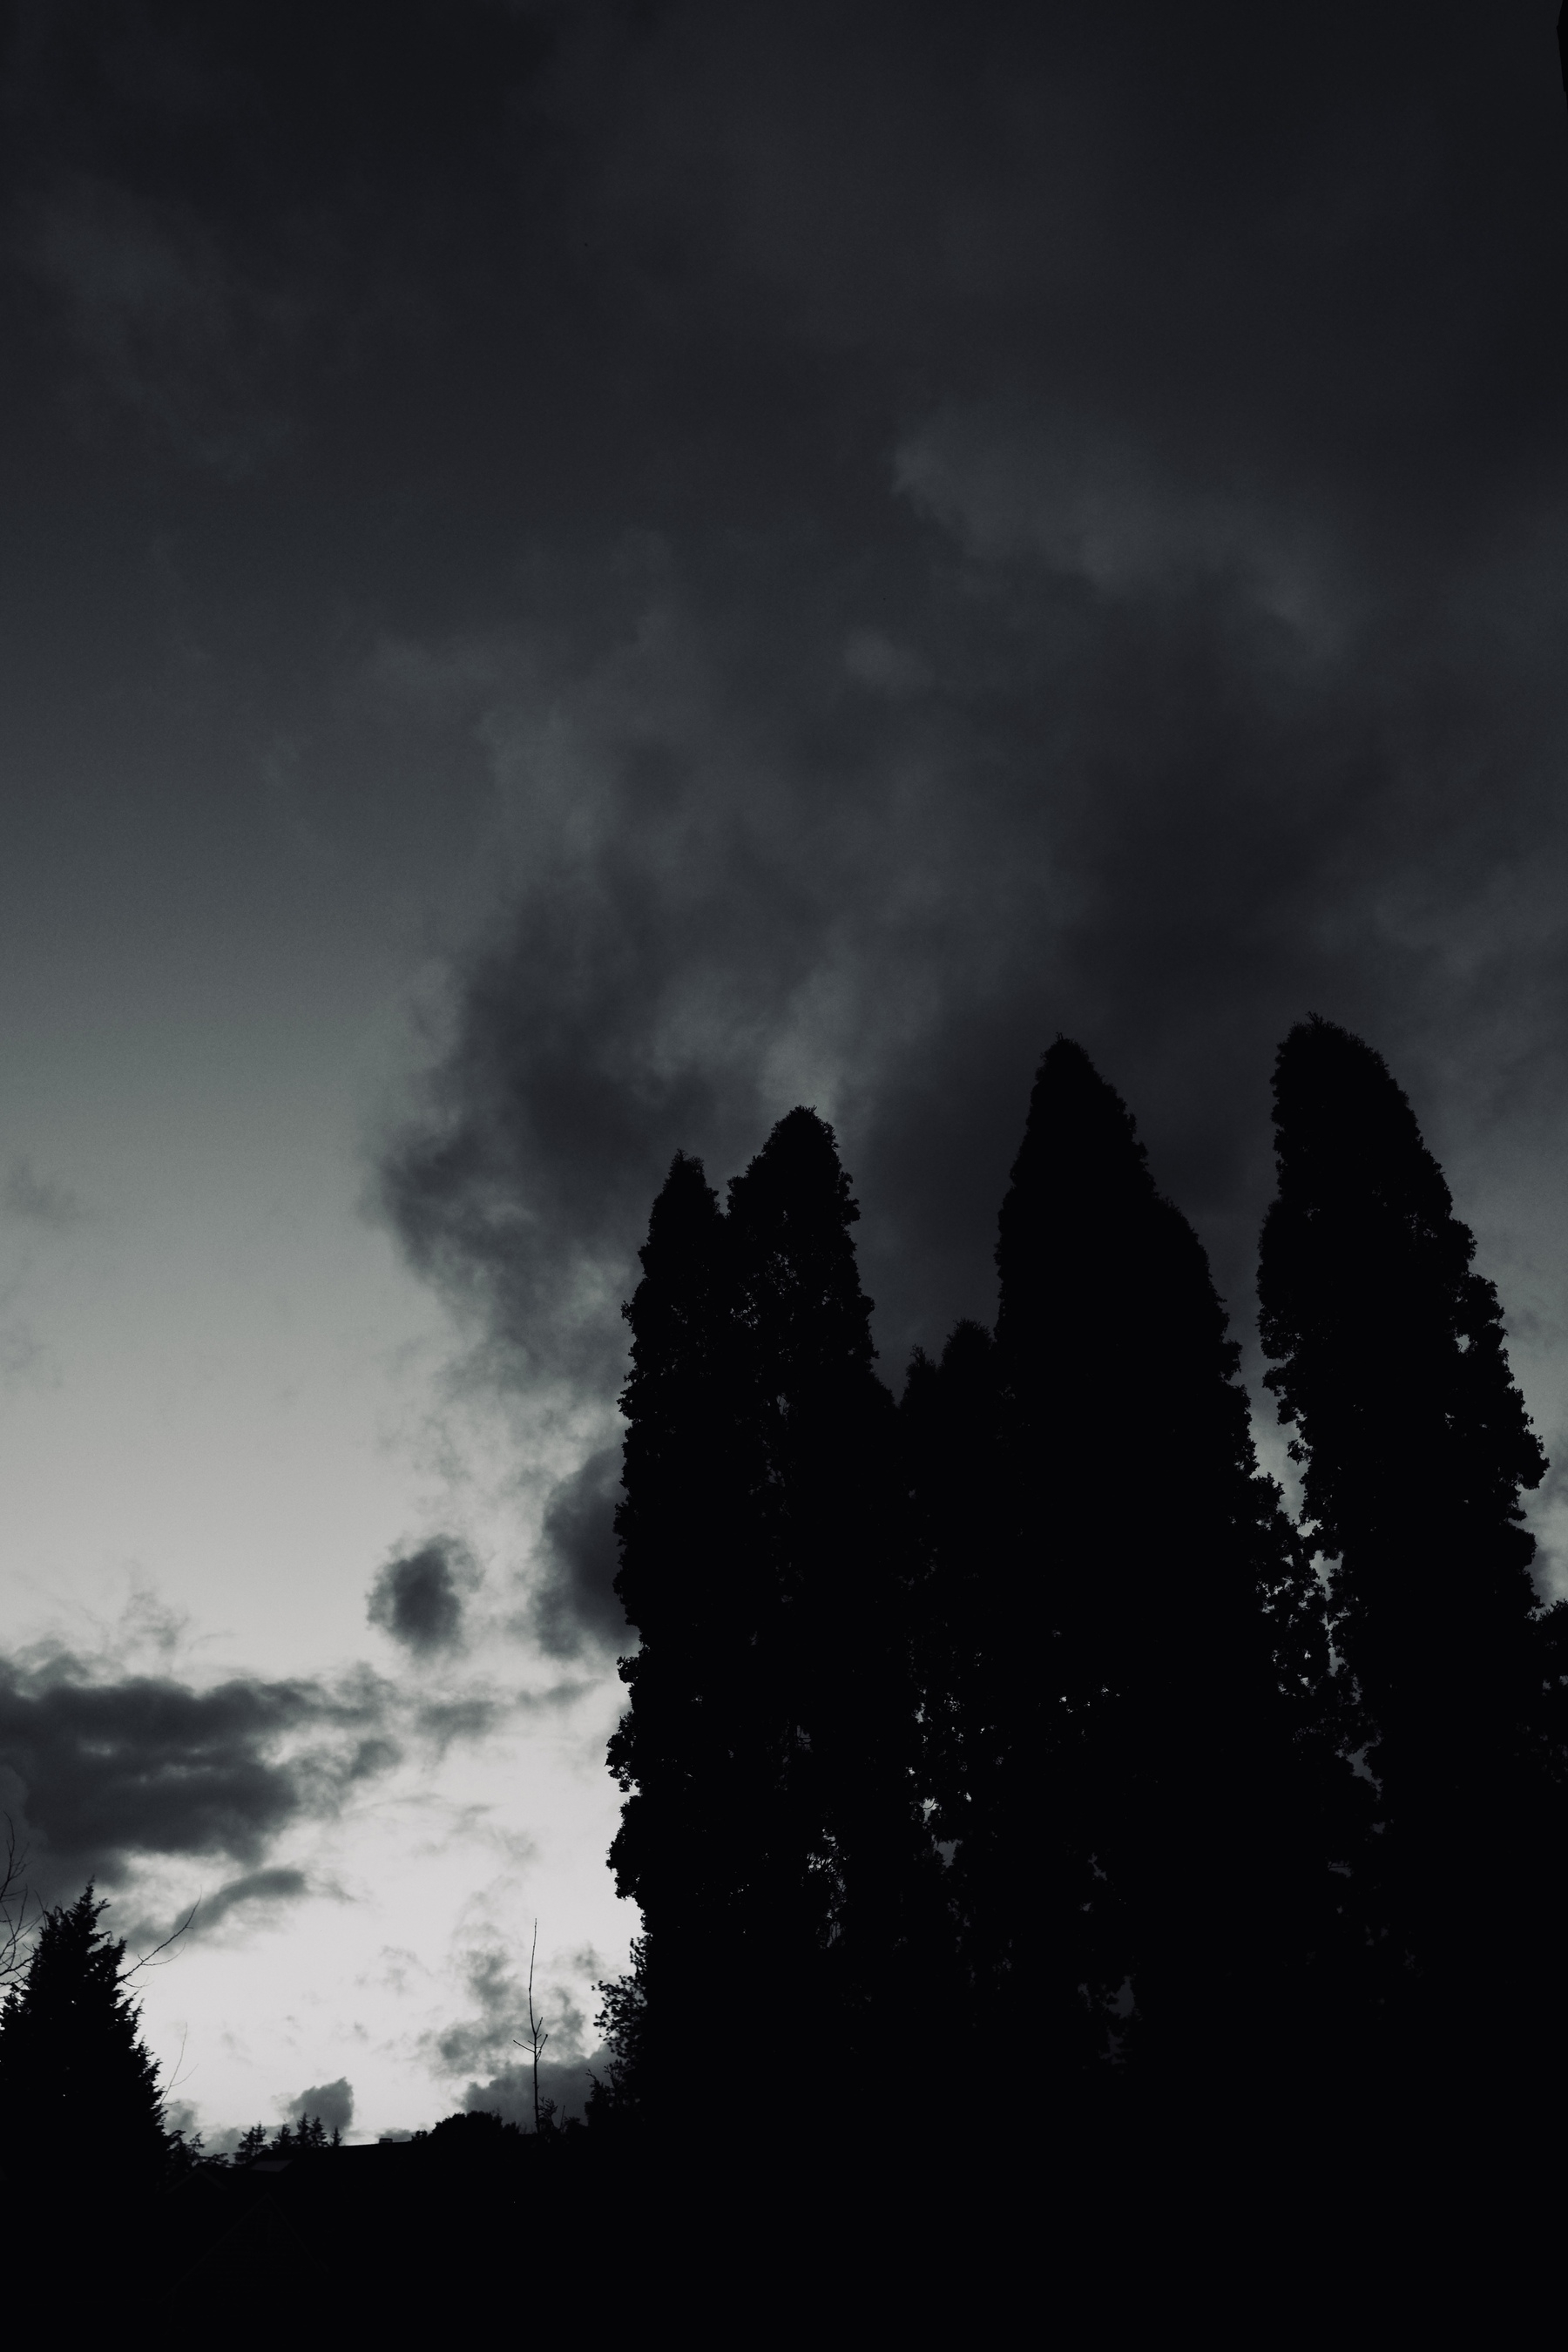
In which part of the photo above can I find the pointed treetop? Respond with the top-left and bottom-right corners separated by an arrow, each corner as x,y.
1270,1016 -> 1458,1240
639,1151 -> 721,1260
727,1106 -> 875,1381
1260,1013 -> 1546,1567
727,1106 -> 862,1228
995,1039 -> 1161,1333
998,1038 -> 1152,1228
622,1151 -> 724,1366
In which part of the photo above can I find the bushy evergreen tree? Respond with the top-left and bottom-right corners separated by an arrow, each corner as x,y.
0,1884 -> 168,2177
587,1936 -> 649,2128
985,1037 -> 1341,2096
1259,1016 -> 1565,2101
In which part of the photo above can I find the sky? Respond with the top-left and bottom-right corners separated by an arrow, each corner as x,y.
3,0 -> 1568,2141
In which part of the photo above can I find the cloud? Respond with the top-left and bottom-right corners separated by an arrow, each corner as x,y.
460,2056 -> 598,2130
164,2098 -> 201,2143
192,1868 -> 312,1935
2,0 -> 1565,2136
533,1447 -> 624,1658
0,1650 -> 399,1902
367,1538 -> 479,1658
3,1158 -> 85,1230
426,1943 -> 526,2079
9,8 -> 1568,1605
368,5 -> 1568,1504
413,1693 -> 509,1753
5,2 -> 556,476
425,1936 -> 591,2094
285,2076 -> 354,2136
10,4 -> 1550,1459
16,175 -> 301,475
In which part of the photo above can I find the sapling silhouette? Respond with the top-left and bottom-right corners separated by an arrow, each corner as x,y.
512,1921 -> 551,2132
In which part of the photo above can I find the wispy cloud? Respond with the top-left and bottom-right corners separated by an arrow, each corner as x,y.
3,1158 -> 85,1231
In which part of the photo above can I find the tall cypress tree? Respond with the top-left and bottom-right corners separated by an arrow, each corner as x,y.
607,1151 -> 749,2112
609,1114 -> 939,2125
900,1321 -> 1012,2070
1258,1016 -> 1563,2102
725,1108 -> 939,2088
988,1037 -> 1338,2096
0,1885 -> 168,2177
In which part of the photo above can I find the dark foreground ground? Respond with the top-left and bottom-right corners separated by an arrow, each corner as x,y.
3,2101 -> 1562,2335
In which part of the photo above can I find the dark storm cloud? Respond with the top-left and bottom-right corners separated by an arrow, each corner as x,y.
3,0 -> 556,477
0,1650 -> 398,1900
533,1448 -> 623,1656
286,2076 -> 354,2135
371,2 -> 1568,1496
367,1538 -> 478,1658
9,8 -> 1568,1532
16,172 -> 301,475
0,1638 -> 531,1909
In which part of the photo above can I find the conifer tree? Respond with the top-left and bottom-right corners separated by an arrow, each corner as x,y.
607,1151 -> 747,2109
899,1321 -> 1008,2049
987,1038 -> 1338,2094
1258,1017 -> 1564,2099
901,1320 -> 1000,1797
607,1115 -> 940,2123
724,1108 -> 938,2072
0,1885 -> 168,2177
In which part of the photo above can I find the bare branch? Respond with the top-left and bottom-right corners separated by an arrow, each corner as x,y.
164,2023 -> 193,2096
120,1900 -> 200,1984
0,1815 -> 42,1989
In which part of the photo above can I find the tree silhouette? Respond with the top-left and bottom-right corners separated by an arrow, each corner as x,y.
723,1108 -> 941,2097
985,1037 -> 1342,2099
900,1319 -> 1009,2078
608,1113 -> 941,2126
607,1150 -> 751,2113
513,1921 -> 551,2132
0,1884 -> 169,2178
1259,1015 -> 1565,2104
0,1820 -> 38,1991
587,1936 -> 648,2128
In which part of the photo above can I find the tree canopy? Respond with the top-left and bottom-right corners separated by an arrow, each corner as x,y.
602,1021 -> 1561,2132
1260,1015 -> 1565,2101
0,1885 -> 168,2178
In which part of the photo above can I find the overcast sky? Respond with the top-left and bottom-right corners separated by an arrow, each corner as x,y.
2,0 -> 1567,2140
